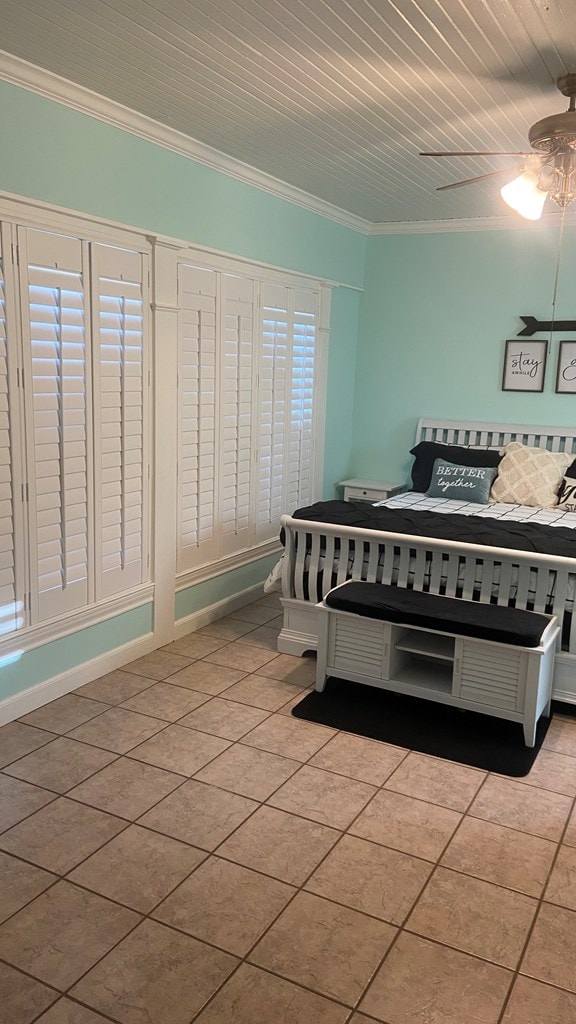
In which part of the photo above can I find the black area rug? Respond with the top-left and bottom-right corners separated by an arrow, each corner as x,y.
292,678 -> 550,776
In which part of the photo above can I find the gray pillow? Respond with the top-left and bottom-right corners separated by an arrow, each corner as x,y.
427,458 -> 498,504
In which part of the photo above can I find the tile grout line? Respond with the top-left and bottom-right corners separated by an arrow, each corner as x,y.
185,739 -> 421,1020
0,689 -> 284,923
179,671 -> 576,1020
2,700 -> 574,869
375,763 -> 576,1021
0,614 -> 298,991
3,606 -> 576,1022
184,758 -> 390,1021
25,981 -> 123,1024
53,703 -> 362,1022
352,757 -> 491,1017
111,685 -> 390,1019
495,788 -> 576,1024
0,660 -> 330,1015
77,677 -> 161,704
453,767 -> 576,844
3,631 -> 286,786
3,734 -> 575,1018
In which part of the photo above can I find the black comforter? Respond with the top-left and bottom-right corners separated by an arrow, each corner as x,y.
286,500 -> 576,559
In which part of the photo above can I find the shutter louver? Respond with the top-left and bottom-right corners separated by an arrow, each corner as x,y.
177,264 -> 218,570
0,236 -> 20,636
288,288 -> 317,512
20,228 -> 90,621
256,284 -> 317,539
256,283 -> 289,540
219,274 -> 254,554
93,244 -> 148,598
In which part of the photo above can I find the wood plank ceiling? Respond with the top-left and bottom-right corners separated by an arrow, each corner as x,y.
1,0 -> 576,223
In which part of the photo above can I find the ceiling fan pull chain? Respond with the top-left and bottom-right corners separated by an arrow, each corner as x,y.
548,206 -> 567,355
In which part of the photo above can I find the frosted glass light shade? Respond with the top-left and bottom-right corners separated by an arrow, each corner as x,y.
500,171 -> 547,220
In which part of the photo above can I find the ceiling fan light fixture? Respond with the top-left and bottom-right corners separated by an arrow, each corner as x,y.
546,150 -> 576,209
500,170 -> 547,220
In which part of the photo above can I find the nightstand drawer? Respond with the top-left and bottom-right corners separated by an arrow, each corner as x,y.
340,480 -> 405,502
345,485 -> 389,501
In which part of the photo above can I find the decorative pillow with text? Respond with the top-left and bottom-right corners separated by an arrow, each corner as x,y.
409,441 -> 502,492
557,476 -> 576,512
427,459 -> 498,504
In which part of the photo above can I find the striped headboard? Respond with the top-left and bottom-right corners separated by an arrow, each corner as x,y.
415,419 -> 576,454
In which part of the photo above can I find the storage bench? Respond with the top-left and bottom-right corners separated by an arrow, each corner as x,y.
315,581 -> 560,746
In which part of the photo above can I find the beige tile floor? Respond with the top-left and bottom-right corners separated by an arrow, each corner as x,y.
1,591 -> 576,1023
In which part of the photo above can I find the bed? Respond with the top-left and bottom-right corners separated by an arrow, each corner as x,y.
272,418 -> 576,704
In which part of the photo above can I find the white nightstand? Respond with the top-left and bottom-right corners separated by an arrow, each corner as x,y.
339,478 -> 406,503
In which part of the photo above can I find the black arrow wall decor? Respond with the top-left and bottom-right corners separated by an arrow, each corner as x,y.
517,315 -> 576,337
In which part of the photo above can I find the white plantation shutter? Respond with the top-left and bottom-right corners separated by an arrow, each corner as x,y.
219,274 -> 254,555
177,264 -> 219,570
176,258 -> 325,570
19,228 -> 91,622
0,226 -> 23,636
0,210 -> 151,646
256,283 -> 289,541
92,244 -> 149,599
256,283 -> 318,539
287,288 -> 317,512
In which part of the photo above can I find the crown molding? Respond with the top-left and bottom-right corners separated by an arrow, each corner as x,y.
369,211 -> 576,234
0,50 -> 371,236
5,50 -> 576,240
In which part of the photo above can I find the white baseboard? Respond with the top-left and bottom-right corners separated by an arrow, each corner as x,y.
0,581 -> 268,725
0,632 -> 157,726
173,583 -> 265,639
551,653 -> 576,705
552,691 -> 576,707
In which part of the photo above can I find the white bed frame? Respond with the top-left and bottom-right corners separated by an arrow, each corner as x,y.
278,418 -> 576,704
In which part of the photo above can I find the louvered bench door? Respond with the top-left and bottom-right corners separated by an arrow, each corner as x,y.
453,637 -> 526,712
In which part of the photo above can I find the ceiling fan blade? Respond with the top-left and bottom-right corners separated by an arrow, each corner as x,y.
420,151 -> 536,157
437,153 -> 554,191
437,166 -> 524,191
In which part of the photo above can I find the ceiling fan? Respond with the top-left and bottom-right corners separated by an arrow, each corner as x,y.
420,73 -> 576,219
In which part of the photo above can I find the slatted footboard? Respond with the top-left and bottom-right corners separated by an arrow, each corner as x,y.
278,515 -> 576,701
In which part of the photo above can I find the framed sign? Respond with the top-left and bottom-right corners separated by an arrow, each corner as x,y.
502,339 -> 547,392
556,341 -> 576,394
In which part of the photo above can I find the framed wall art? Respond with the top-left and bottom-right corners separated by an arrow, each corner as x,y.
556,341 -> 576,394
502,339 -> 547,392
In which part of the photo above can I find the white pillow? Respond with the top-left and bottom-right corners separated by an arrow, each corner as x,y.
490,442 -> 573,507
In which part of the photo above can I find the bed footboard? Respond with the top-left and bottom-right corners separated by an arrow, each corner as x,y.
278,514 -> 576,701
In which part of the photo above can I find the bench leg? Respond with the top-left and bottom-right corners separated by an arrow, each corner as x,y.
315,669 -> 327,692
315,607 -> 329,692
523,717 -> 537,748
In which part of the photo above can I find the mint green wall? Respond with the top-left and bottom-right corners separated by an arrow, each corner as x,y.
0,81 -> 365,700
0,83 -> 365,287
175,554 -> 280,620
1,605 -> 152,702
323,285 -> 361,495
352,226 -> 576,482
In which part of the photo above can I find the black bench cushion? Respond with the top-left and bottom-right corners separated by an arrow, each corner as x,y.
325,582 -> 551,648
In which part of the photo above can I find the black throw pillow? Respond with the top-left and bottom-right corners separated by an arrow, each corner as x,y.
409,441 -> 503,493
566,458 -> 576,479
